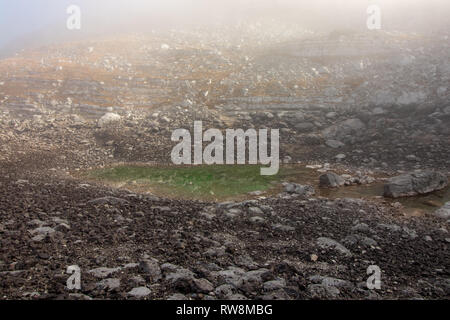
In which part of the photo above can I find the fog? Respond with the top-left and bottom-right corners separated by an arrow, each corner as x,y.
66,0 -> 450,31
1,0 -> 449,56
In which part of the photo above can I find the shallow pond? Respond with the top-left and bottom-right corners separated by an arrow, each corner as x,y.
83,164 -> 450,215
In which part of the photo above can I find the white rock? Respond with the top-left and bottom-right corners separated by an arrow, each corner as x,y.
434,202 -> 450,220
98,113 -> 121,127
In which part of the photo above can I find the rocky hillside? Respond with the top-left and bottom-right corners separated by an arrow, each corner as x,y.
0,27 -> 449,300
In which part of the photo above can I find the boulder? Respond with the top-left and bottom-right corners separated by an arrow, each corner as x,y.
283,183 -> 315,196
165,268 -> 195,292
29,226 -> 55,236
434,202 -> 450,219
317,237 -> 352,256
138,258 -> 162,281
98,113 -> 121,127
325,139 -> 345,149
96,278 -> 121,291
322,118 -> 365,142
383,171 -> 448,198
70,114 -> 86,127
372,107 -> 386,115
127,287 -> 151,298
295,122 -> 315,132
214,284 -> 235,299
192,278 -> 214,293
319,172 -> 345,188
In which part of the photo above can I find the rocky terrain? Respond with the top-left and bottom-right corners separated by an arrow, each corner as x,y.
0,26 -> 449,300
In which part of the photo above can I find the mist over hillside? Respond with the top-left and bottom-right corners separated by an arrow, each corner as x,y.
0,0 -> 449,303
1,0 -> 450,57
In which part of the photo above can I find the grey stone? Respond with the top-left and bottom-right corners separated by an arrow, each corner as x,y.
29,226 -> 55,236
98,113 -> 121,127
224,208 -> 242,219
325,140 -> 345,149
271,224 -> 295,232
322,118 -> 365,141
319,172 -> 345,188
216,267 -> 246,287
283,183 -> 315,196
167,293 -> 188,300
166,268 -> 196,292
249,216 -> 265,224
127,286 -> 151,298
378,223 -> 401,233
22,292 -> 40,299
402,227 -> 418,239
88,267 -> 121,279
234,254 -> 258,269
204,246 -> 226,257
434,202 -> 450,219
96,278 -> 121,291
214,284 -> 235,299
55,223 -> 71,232
248,207 -> 264,215
31,234 -> 46,242
27,219 -> 48,227
372,107 -> 386,115
384,171 -> 448,198
263,279 -> 286,291
342,234 -> 378,247
317,237 -> 352,256
160,263 -> 180,273
326,112 -> 337,119
123,263 -> 139,269
295,122 -> 315,132
309,275 -> 353,289
192,278 -> 214,293
321,277 -> 352,289
238,269 -> 272,293
139,258 -> 162,281
87,196 -> 129,205
351,223 -> 371,234
308,283 -> 340,298
129,275 -> 146,286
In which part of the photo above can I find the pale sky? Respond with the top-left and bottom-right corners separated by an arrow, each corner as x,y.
0,0 -> 449,55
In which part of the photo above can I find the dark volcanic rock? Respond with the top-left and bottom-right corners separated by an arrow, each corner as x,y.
87,196 -> 129,205
139,258 -> 162,281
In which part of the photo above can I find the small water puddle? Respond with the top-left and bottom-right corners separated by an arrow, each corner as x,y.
283,165 -> 450,216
